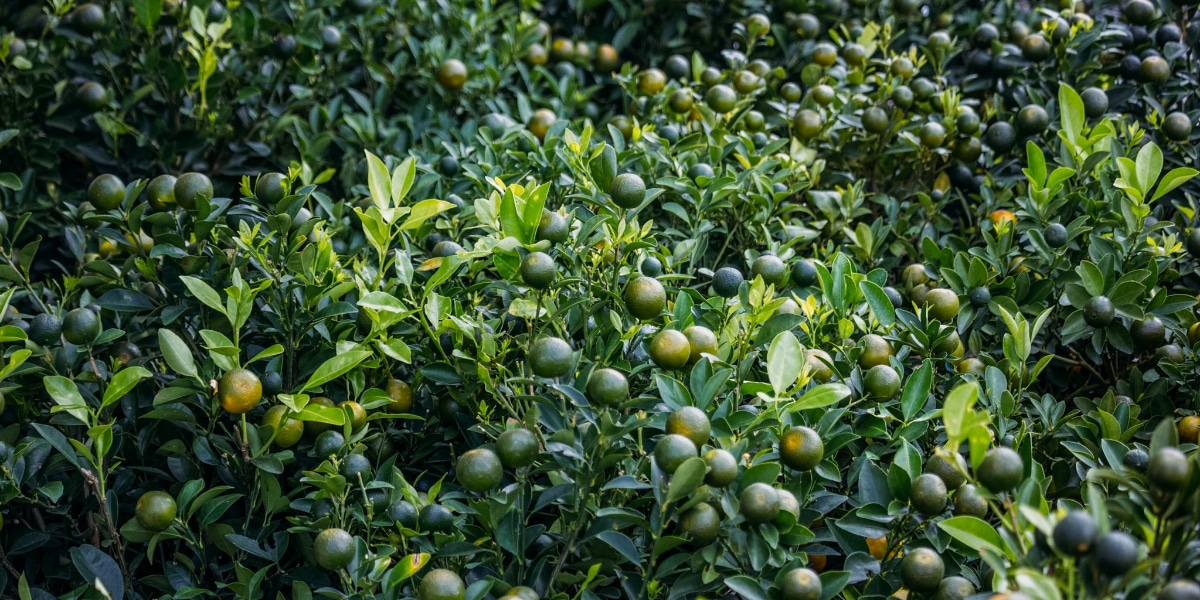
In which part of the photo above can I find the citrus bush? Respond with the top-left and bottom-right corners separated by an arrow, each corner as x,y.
2,0 -> 1200,599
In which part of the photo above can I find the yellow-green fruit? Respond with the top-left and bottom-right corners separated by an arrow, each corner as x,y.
263,405 -> 304,448
683,325 -> 718,363
650,329 -> 691,370
624,276 -> 666,320
779,425 -> 823,471
135,491 -> 177,532
666,406 -> 711,448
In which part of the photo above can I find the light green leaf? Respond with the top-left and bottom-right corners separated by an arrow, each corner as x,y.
102,366 -> 152,408
1135,142 -> 1163,196
767,331 -> 802,396
179,276 -> 226,315
942,382 -> 979,440
391,157 -> 416,206
1058,83 -> 1084,144
301,350 -> 371,392
399,199 -> 454,230
1151,167 -> 1199,202
665,457 -> 706,504
158,329 -> 198,378
45,375 -> 90,425
939,516 -> 1013,560
859,281 -> 896,327
789,383 -> 852,411
365,151 -> 391,212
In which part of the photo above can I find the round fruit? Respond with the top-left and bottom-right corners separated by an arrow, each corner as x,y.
527,109 -> 557,141
385,379 -> 413,413
263,405 -> 304,448
341,453 -> 371,479
752,255 -> 787,286
668,89 -> 694,114
88,174 -> 125,211
900,547 -> 945,593
1083,296 -> 1115,327
676,502 -> 720,545
978,446 -> 1024,492
218,368 -> 262,414
528,337 -> 573,378
793,110 -> 823,139
1159,580 -> 1200,600
419,504 -> 454,532
781,567 -> 822,600
625,276 -> 666,319
435,59 -> 468,90
520,252 -> 556,289
610,173 -> 647,209
144,175 -> 177,211
953,484 -> 989,518
1164,112 -> 1193,142
654,433 -> 698,474
637,69 -> 666,95
793,260 -> 818,287
586,368 -> 628,406
1140,56 -> 1171,84
314,431 -> 344,457
255,173 -> 287,204
78,81 -> 109,112
703,449 -> 738,487
1081,88 -> 1108,118
985,122 -> 1017,153
1045,223 -> 1068,248
739,482 -> 780,524
1179,416 -> 1200,445
864,365 -> 901,400
712,267 -> 744,298
419,569 -> 465,600
858,334 -> 892,368
683,325 -> 718,363
135,491 -> 177,532
1017,105 -> 1050,136
536,211 -> 569,244
497,428 -> 538,468
667,406 -> 711,448
1053,511 -> 1097,556
806,349 -> 834,382
1147,447 -> 1191,491
705,85 -> 737,113
650,329 -> 691,370
1132,316 -> 1166,350
935,576 -> 976,600
969,287 -> 991,308
388,500 -> 418,529
1124,448 -> 1150,472
925,288 -> 960,321
920,122 -> 947,148
174,173 -> 213,210
1125,0 -> 1155,24
62,307 -> 100,345
926,450 -> 967,490
780,426 -> 823,471
457,448 -> 503,492
862,107 -> 889,134
910,473 -> 948,515
339,401 -> 367,433
1094,531 -> 1139,574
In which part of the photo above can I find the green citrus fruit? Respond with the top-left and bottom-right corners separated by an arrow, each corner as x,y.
135,491 -> 177,532
703,448 -> 738,487
1132,316 -> 1166,350
1083,296 -> 1114,327
528,336 -> 573,378
740,482 -> 780,524
263,405 -> 304,448
435,59 -> 468,90
144,175 -> 177,211
385,379 -> 413,413
705,84 -> 737,113
306,397 -> 337,436
527,109 -> 557,141
781,567 -> 822,600
1164,112 -> 1193,142
218,368 -> 262,414
910,473 -> 948,515
314,430 -> 345,458
1053,510 -> 1097,556
683,325 -> 718,363
255,172 -> 287,204
1093,531 -> 1138,574
62,307 -> 100,345
88,174 -> 125,211
805,349 -> 834,382
780,426 -> 823,471
712,267 -> 744,298
174,172 -> 213,210
1158,580 -> 1200,600
637,68 -> 667,94
341,453 -> 372,479
587,368 -> 629,406
419,568 -> 465,600
1140,56 -> 1171,84
457,448 -> 503,492
953,483 -> 988,518
650,329 -> 691,370
934,576 -> 976,600
419,504 -> 454,532
677,502 -> 721,546
864,365 -> 901,400
901,547 -> 945,592
625,276 -> 666,319
667,406 -> 711,448
654,433 -> 698,473
858,334 -> 892,368
594,44 -> 619,72
978,446 -> 1024,492
339,400 -> 367,433
497,428 -> 539,468
611,173 -> 647,209
985,121 -> 1017,153
78,81 -> 109,112
862,107 -> 889,134
793,110 -> 823,139
1148,447 -> 1191,491
920,122 -> 947,147
388,500 -> 418,529
1081,88 -> 1109,118
520,251 -> 556,289
751,255 -> 787,286
925,288 -> 960,321
313,528 -> 354,570
537,210 -> 569,244
926,450 -> 967,490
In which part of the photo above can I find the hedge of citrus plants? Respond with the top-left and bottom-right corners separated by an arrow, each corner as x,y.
2,0 -> 1200,599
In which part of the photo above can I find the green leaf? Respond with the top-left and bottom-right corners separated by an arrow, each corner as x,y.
665,457 -> 706,504
102,366 -> 152,408
859,281 -> 896,326
399,199 -> 454,230
365,151 -> 391,212
724,575 -> 768,600
589,143 -> 617,192
789,383 -> 851,412
939,516 -> 1012,560
391,157 -> 417,206
179,276 -> 226,315
901,360 -> 933,421
1135,142 -> 1163,196
302,350 -> 371,392
767,331 -> 802,396
0,172 -> 22,191
594,530 -> 640,564
942,382 -> 979,441
1151,167 -> 1199,202
1076,261 -> 1105,296
1014,569 -> 1063,600
384,554 -> 430,589
1024,141 -> 1047,186
1058,83 -> 1084,144
44,376 -> 90,425
159,329 -> 198,378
